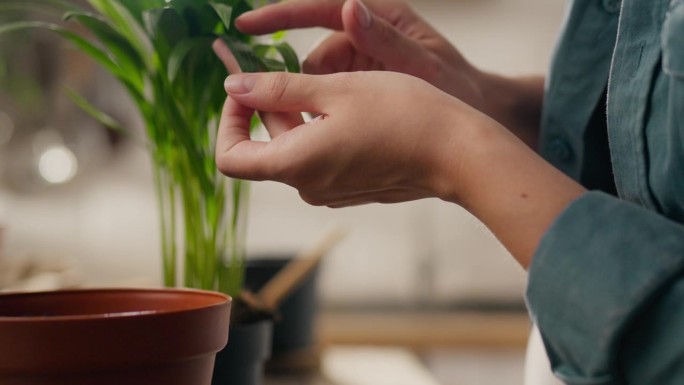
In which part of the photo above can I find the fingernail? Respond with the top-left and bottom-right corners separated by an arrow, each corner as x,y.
225,74 -> 256,94
355,0 -> 372,29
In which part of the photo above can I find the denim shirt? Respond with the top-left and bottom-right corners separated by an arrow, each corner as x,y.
526,0 -> 684,384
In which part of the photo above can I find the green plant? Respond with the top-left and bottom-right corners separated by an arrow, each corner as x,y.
0,0 -> 300,297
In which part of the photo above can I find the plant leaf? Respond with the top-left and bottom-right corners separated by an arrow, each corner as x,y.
259,57 -> 286,72
167,37 -> 214,82
143,7 -> 188,46
209,2 -> 233,31
64,11 -> 146,90
273,42 -> 300,73
115,0 -> 165,24
0,0 -> 80,12
0,21 -> 124,78
65,88 -> 127,134
87,0 -> 154,71
219,36 -> 261,73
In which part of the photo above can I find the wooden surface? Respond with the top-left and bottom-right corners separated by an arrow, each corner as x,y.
318,310 -> 531,349
265,373 -> 336,385
264,310 -> 531,385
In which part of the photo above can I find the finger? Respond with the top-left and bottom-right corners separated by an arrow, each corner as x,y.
303,32 -> 375,74
213,39 -> 242,75
303,32 -> 353,74
224,72 -> 335,114
216,96 -> 272,181
325,188 -> 428,208
214,39 -> 305,138
341,0 -> 432,74
258,110 -> 305,138
236,0 -> 346,35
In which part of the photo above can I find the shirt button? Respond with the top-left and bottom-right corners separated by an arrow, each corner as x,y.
551,139 -> 574,162
602,0 -> 621,13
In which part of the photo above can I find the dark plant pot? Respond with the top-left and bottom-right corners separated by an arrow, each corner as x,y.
245,255 -> 320,356
212,319 -> 273,385
0,288 -> 231,385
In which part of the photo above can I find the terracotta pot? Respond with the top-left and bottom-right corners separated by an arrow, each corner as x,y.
0,288 -> 231,385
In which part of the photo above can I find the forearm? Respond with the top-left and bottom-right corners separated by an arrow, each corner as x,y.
433,112 -> 584,268
474,72 -> 545,151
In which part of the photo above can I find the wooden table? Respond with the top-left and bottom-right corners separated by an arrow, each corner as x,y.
265,372 -> 336,385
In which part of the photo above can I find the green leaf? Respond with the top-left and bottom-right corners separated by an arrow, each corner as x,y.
209,2 -> 233,31
220,36 -> 261,73
273,42 -> 300,73
0,21 -> 124,78
64,11 -> 145,90
143,7 -> 188,63
116,0 -> 165,24
272,30 -> 286,42
167,37 -> 214,82
169,0 -> 221,36
65,88 -> 127,134
259,57 -> 286,72
87,0 -> 154,71
0,0 -> 80,12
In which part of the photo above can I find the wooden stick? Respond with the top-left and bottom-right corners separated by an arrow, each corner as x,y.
258,229 -> 346,310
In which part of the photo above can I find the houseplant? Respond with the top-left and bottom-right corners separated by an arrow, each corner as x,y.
0,0 -> 300,383
0,0 -> 299,295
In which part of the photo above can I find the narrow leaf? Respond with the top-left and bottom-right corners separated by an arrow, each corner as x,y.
87,0 -> 154,70
0,0 -> 80,12
220,36 -> 261,73
143,7 -> 187,45
273,42 -> 300,73
116,0 -> 166,24
65,88 -> 127,134
167,37 -> 214,82
0,21 -> 123,78
209,2 -> 233,31
64,11 -> 145,90
259,57 -> 286,72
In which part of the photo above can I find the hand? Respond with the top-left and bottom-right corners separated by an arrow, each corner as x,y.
215,70 -> 485,207
236,0 -> 487,111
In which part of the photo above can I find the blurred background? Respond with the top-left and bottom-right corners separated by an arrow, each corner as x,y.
0,0 -> 565,384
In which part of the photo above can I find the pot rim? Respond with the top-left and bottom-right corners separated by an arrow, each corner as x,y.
0,287 -> 231,322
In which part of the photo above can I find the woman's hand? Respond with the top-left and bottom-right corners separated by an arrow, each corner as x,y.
236,0 -> 486,109
215,70 -> 480,207
236,0 -> 545,148
215,69 -> 585,267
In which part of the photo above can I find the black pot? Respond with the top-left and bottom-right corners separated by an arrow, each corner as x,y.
212,319 -> 273,385
244,255 -> 320,355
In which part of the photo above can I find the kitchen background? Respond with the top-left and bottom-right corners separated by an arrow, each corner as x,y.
0,0 -> 566,307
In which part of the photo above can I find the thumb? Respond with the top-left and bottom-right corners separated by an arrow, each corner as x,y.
341,0 -> 431,71
224,72 -> 335,114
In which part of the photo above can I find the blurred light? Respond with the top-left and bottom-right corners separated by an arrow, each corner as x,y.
38,146 -> 78,184
0,111 -> 14,146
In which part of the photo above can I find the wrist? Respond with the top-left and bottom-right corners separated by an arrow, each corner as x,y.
473,70 -> 545,149
429,106 -> 585,267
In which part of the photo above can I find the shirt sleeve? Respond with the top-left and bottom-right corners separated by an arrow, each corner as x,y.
526,191 -> 684,385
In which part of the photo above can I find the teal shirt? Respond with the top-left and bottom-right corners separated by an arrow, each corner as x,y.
526,0 -> 684,384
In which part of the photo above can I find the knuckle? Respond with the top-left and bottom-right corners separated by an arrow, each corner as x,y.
299,192 -> 327,207
215,156 -> 232,176
266,72 -> 292,104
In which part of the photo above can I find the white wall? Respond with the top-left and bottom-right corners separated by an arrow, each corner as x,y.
0,0 -> 566,306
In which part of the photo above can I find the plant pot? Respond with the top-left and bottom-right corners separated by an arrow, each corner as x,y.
0,288 -> 231,385
212,319 -> 273,385
245,255 -> 320,355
